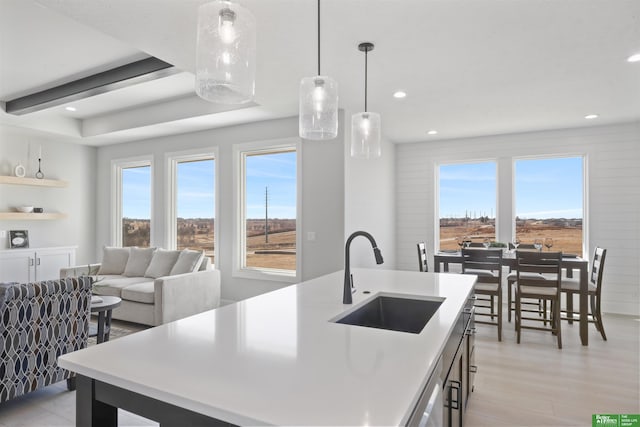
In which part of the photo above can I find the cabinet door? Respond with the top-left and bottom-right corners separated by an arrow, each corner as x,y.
35,248 -> 74,281
0,251 -> 34,283
444,348 -> 463,427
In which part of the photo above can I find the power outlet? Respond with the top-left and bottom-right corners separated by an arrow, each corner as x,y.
0,230 -> 6,239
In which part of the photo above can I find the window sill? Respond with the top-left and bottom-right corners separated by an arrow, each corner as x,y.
233,267 -> 299,283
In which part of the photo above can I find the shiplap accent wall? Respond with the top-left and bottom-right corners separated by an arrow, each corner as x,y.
395,122 -> 640,315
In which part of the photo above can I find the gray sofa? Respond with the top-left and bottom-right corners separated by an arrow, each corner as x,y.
61,247 -> 220,326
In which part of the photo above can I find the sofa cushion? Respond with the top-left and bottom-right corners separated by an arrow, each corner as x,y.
123,247 -> 156,277
170,250 -> 205,275
145,249 -> 181,278
98,247 -> 130,275
93,277 -> 150,298
121,281 -> 155,304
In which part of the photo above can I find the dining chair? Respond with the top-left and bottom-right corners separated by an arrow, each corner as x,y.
417,242 -> 428,272
507,243 -> 544,323
514,251 -> 563,349
561,247 -> 608,340
461,248 -> 503,341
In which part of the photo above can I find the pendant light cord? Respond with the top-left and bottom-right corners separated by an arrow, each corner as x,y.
317,0 -> 321,76
364,49 -> 368,112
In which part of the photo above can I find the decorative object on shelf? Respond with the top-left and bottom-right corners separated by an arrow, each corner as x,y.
35,146 -> 44,179
195,0 -> 256,104
14,164 -> 26,178
34,207 -> 44,213
16,206 -> 34,213
351,42 -> 381,159
9,230 -> 29,249
299,0 -> 338,140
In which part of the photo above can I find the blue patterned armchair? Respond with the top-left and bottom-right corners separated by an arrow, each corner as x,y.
0,277 -> 92,402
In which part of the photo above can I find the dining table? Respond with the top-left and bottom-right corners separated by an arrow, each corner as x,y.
433,250 -> 590,346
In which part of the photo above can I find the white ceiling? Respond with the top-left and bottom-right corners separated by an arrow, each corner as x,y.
1,0 -> 639,146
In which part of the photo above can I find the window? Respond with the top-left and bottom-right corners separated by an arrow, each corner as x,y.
438,162 -> 496,250
237,143 -> 297,277
167,151 -> 216,263
514,156 -> 583,254
113,158 -> 152,247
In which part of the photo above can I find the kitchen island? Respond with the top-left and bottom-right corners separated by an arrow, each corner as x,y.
59,268 -> 476,426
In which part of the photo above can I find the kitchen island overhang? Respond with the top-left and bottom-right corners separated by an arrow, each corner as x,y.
59,268 -> 476,426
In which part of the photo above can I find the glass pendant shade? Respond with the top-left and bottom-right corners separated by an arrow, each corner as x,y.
195,1 -> 256,104
299,75 -> 339,140
351,112 -> 381,159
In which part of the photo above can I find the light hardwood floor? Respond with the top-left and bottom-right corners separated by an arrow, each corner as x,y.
0,315 -> 637,426
466,312 -> 640,426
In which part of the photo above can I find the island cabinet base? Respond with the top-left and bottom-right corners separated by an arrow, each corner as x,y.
76,375 -> 235,427
441,295 -> 475,427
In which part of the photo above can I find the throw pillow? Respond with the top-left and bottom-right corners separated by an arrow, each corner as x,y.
123,247 -> 157,277
97,247 -> 131,275
144,249 -> 181,279
170,250 -> 205,275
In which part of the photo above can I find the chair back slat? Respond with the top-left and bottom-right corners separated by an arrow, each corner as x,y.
462,248 -> 502,283
417,242 -> 428,272
516,250 -> 561,288
591,247 -> 607,293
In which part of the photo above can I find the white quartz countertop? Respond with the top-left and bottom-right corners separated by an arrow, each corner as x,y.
59,268 -> 475,426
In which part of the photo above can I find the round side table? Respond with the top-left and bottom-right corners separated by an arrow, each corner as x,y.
89,295 -> 122,344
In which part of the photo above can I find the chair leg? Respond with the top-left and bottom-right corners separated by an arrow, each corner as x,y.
566,292 -> 574,324
497,291 -> 503,342
507,281 -> 512,322
538,299 -> 543,318
555,297 -> 562,349
543,300 -> 548,326
516,292 -> 521,344
590,295 -> 600,331
593,294 -> 607,341
490,296 -> 495,320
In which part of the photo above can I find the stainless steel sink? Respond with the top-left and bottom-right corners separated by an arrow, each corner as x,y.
334,295 -> 443,334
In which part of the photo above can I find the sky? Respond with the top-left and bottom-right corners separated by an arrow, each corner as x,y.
439,157 -> 583,219
122,152 -> 296,220
245,151 -> 296,219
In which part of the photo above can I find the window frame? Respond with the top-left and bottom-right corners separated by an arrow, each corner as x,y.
512,154 -> 587,256
165,148 -> 219,266
111,155 -> 154,247
435,159 -> 498,251
232,138 -> 301,283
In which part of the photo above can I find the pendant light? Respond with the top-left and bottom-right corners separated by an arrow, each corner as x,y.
351,42 -> 381,158
195,1 -> 256,104
299,0 -> 338,140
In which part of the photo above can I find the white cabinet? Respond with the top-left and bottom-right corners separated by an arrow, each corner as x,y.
0,246 -> 76,282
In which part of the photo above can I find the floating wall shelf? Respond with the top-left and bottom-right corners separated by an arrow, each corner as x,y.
0,176 -> 68,188
0,212 -> 67,220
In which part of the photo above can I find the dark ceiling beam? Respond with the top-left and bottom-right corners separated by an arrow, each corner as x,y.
4,57 -> 179,115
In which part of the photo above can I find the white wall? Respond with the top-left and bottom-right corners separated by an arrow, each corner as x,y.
0,125 -> 97,263
95,116 -> 346,302
344,133 -> 396,270
395,122 -> 640,315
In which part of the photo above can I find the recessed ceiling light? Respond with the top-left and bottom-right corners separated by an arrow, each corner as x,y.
65,106 -> 77,112
584,114 -> 598,120
393,91 -> 407,99
427,130 -> 438,135
627,53 -> 640,63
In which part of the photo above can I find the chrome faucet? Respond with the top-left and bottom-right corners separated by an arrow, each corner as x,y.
343,231 -> 384,304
